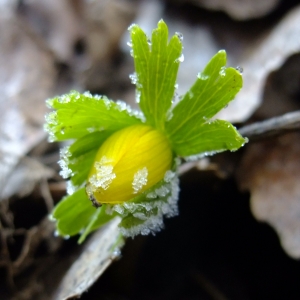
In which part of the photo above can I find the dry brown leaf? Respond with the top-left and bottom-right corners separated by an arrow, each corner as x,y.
0,6 -> 56,198
217,5 -> 300,123
190,0 -> 280,20
1,157 -> 55,199
52,218 -> 122,300
237,133 -> 300,259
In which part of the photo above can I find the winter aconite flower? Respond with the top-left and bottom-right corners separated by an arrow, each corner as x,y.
86,124 -> 173,205
45,20 -> 247,243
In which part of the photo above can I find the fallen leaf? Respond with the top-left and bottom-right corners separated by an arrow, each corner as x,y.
189,0 -> 280,20
222,5 -> 300,122
1,156 -> 54,199
52,218 -> 122,300
0,6 -> 56,198
237,132 -> 300,259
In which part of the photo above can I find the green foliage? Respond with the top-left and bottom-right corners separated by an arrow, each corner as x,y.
130,20 -> 183,130
45,90 -> 142,142
166,50 -> 246,156
46,21 -> 247,242
67,131 -> 113,187
52,188 -> 115,243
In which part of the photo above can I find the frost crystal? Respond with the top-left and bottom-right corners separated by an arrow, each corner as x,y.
219,66 -> 226,77
66,180 -> 77,195
88,156 -> 116,192
175,32 -> 183,42
129,73 -> 138,84
175,53 -> 184,63
114,168 -> 180,238
58,146 -> 73,178
132,167 -> 148,194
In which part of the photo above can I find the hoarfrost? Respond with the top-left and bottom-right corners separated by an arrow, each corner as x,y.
197,72 -> 209,80
58,94 -> 71,103
185,150 -> 224,161
175,32 -> 183,42
129,72 -> 138,84
132,167 -> 148,193
45,111 -> 57,125
127,23 -> 136,31
88,156 -> 116,191
164,170 -> 175,183
155,186 -> 169,197
120,214 -> 164,238
235,66 -> 243,74
66,180 -> 77,195
117,169 -> 180,238
175,53 -> 184,63
83,91 -> 93,98
135,90 -> 141,103
115,99 -> 145,122
58,146 -> 73,178
146,191 -> 157,199
166,110 -> 173,122
219,66 -> 226,77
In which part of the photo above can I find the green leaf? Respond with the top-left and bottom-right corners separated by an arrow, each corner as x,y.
78,204 -> 117,244
53,188 -> 95,236
166,50 -> 244,155
67,131 -> 113,187
170,119 -> 247,157
45,90 -> 143,141
52,188 -> 115,243
130,20 -> 183,130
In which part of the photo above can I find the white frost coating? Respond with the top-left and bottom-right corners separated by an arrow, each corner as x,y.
175,53 -> 184,63
66,180 -> 77,195
135,90 -> 141,103
132,167 -> 148,194
155,186 -> 169,197
115,100 -> 145,122
129,72 -> 138,84
219,66 -> 226,77
58,146 -> 73,178
120,214 -> 165,238
45,111 -> 57,125
146,192 -> 157,199
127,23 -> 136,31
115,169 -> 180,238
164,170 -> 175,183
185,150 -> 225,161
175,32 -> 183,42
197,72 -> 209,80
88,156 -> 116,192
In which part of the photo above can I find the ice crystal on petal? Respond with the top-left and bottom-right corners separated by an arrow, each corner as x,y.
132,167 -> 148,194
88,156 -> 116,192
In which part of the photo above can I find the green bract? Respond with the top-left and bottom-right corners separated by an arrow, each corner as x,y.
45,20 -> 247,243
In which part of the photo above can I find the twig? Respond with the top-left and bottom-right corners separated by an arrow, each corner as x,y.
239,110 -> 300,141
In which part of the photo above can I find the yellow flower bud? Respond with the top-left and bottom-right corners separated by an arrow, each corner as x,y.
86,124 -> 173,206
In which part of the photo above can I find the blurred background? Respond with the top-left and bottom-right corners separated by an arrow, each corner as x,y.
1,0 -> 300,299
